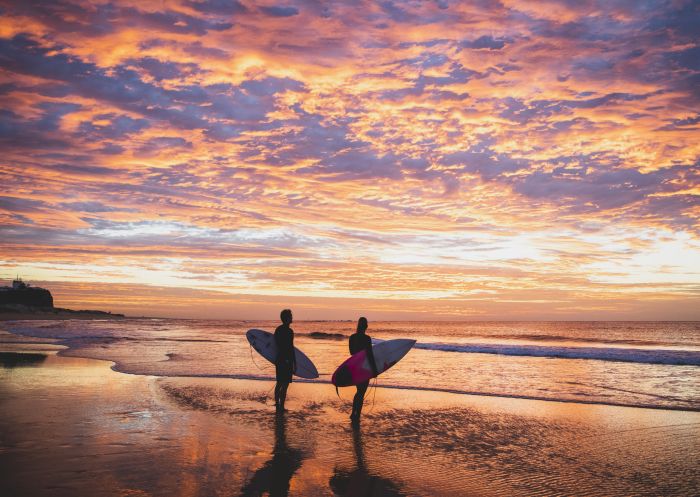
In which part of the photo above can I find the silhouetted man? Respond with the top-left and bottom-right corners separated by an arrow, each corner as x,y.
274,309 -> 296,413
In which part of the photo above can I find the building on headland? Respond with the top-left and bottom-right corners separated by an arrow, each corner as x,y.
0,277 -> 54,308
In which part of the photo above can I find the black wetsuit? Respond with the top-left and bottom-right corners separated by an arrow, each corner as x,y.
349,332 -> 377,421
349,333 -> 372,357
274,324 -> 295,383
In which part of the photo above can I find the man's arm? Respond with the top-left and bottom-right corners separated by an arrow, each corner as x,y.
273,329 -> 282,364
288,329 -> 296,371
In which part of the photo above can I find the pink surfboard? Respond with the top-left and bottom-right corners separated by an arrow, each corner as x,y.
332,339 -> 416,387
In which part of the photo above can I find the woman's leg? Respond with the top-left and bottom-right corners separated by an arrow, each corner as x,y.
351,380 -> 369,421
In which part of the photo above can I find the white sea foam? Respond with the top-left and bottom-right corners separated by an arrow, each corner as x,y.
413,342 -> 700,366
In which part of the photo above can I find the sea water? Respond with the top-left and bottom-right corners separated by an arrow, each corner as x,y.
2,319 -> 699,410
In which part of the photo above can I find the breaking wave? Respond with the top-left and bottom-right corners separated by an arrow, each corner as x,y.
413,342 -> 700,366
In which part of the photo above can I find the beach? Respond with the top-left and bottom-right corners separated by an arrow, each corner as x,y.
2,334 -> 699,496
3,1 -> 699,495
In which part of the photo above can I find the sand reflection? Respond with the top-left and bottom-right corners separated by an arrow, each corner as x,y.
238,414 -> 304,497
330,426 -> 405,497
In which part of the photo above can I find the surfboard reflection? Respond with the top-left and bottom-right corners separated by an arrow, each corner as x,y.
238,414 -> 304,497
330,427 -> 405,497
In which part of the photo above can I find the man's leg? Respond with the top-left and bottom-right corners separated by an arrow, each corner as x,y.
278,381 -> 289,411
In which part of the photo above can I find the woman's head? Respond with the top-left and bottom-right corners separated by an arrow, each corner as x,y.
357,316 -> 368,333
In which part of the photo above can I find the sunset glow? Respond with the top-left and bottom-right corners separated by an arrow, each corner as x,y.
1,0 -> 698,319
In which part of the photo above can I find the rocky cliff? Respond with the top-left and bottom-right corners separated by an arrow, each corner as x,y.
0,285 -> 54,308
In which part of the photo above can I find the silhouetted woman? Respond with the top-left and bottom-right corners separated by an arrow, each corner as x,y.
349,317 -> 378,424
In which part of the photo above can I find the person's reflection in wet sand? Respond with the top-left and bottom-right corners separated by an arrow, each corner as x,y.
330,425 -> 405,497
238,414 -> 304,497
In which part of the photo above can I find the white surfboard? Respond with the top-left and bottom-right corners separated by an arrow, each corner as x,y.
246,328 -> 319,379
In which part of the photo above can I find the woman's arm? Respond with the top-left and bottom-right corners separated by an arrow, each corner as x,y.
366,337 -> 378,376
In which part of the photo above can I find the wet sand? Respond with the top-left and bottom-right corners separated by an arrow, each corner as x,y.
1,348 -> 698,496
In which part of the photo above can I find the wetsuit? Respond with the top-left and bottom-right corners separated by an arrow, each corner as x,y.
274,324 -> 295,383
349,332 -> 377,421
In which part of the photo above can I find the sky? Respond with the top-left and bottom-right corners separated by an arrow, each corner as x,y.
0,0 -> 699,320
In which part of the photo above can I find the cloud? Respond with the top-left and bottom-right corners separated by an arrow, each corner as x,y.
510,164 -> 699,220
0,0 -> 698,318
186,0 -> 248,15
78,114 -> 150,139
260,5 -> 299,17
657,114 -> 700,132
442,150 -> 528,180
1,35 -> 305,143
299,148 -> 408,180
6,1 -> 233,36
130,57 -> 202,81
460,35 -> 510,50
137,137 -> 193,155
0,196 -> 48,213
35,102 -> 82,131
59,202 -> 139,213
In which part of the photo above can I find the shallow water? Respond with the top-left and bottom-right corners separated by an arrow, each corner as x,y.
2,319 -> 699,410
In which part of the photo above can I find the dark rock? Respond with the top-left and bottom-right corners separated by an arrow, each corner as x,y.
0,279 -> 53,307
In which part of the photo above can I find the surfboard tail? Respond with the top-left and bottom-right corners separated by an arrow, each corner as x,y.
332,364 -> 353,387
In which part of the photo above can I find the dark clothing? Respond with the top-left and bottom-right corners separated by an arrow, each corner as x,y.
349,332 -> 377,376
275,360 -> 293,383
349,331 -> 377,422
352,380 -> 370,420
274,324 -> 295,383
275,324 -> 295,360
349,333 -> 371,355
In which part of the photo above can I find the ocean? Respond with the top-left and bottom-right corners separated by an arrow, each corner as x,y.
3,319 -> 699,411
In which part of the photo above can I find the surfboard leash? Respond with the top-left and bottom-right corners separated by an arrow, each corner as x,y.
248,342 -> 269,373
366,376 -> 379,414
248,343 -> 279,405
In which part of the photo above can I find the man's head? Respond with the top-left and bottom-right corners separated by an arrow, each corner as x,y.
280,308 -> 293,325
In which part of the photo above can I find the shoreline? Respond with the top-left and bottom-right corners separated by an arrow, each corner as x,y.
102,369 -> 700,414
2,321 -> 698,413
2,347 -> 699,496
